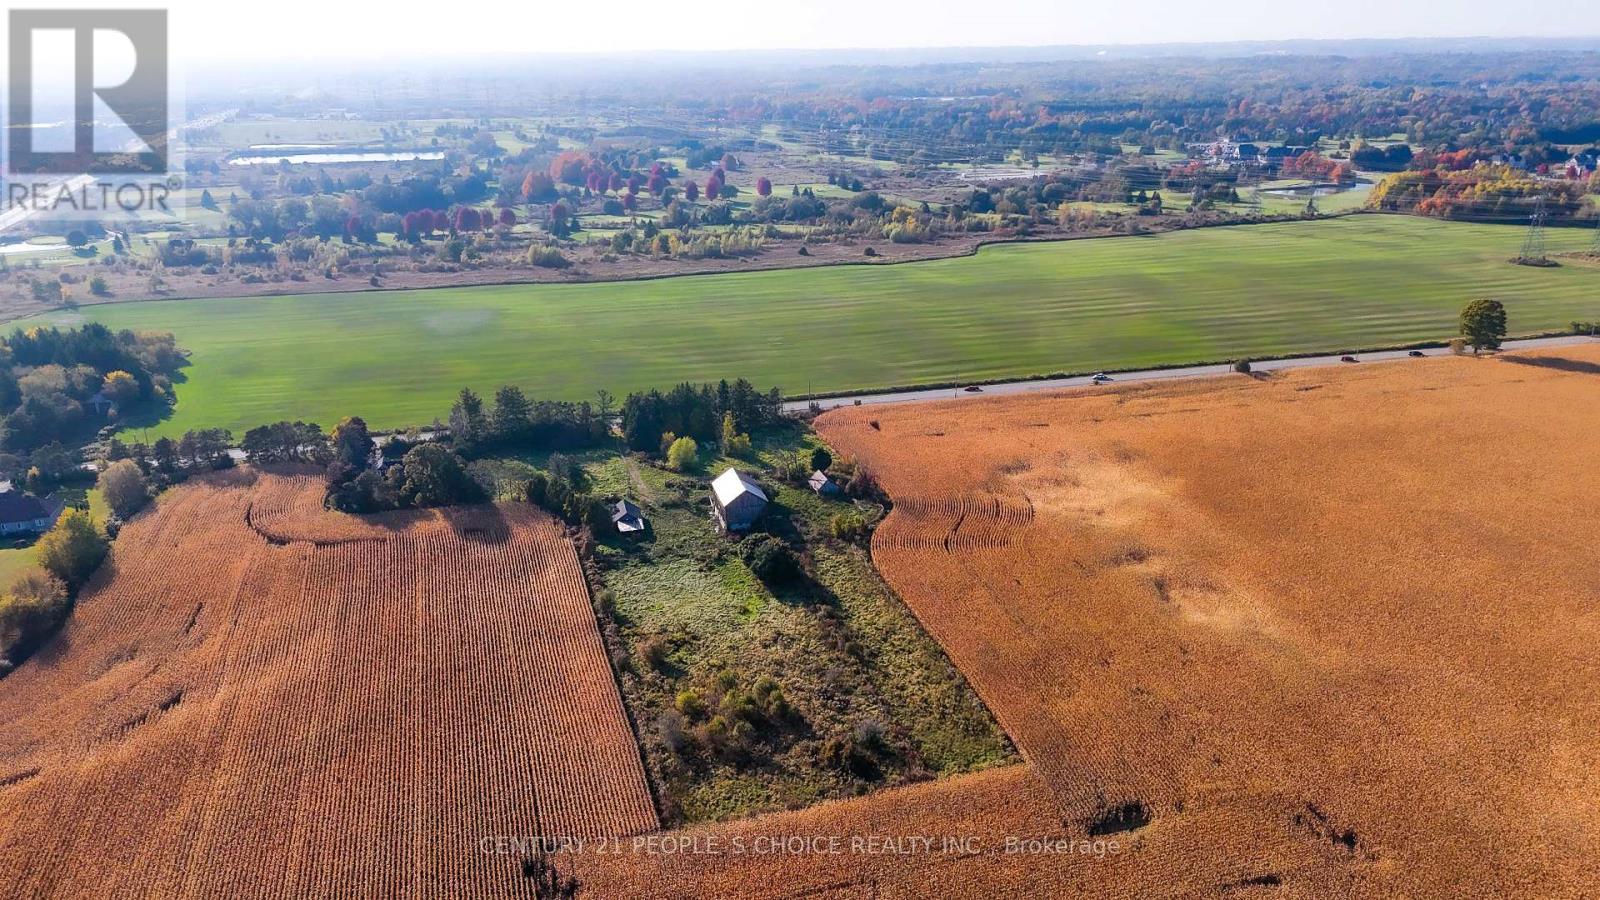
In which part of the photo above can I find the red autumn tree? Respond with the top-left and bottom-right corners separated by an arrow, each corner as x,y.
756,176 -> 772,197
684,180 -> 700,203
521,171 -> 556,202
548,151 -> 591,185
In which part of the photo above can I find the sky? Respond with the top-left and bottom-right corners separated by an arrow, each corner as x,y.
6,0 -> 1597,63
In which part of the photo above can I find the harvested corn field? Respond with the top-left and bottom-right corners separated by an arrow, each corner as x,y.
572,763 -> 1377,899
801,346 -> 1600,897
0,471 -> 656,899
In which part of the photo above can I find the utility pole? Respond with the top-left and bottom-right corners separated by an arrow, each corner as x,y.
1590,214 -> 1600,255
1519,194 -> 1548,263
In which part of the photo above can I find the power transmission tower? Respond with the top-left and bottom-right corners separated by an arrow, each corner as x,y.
1520,194 -> 1548,262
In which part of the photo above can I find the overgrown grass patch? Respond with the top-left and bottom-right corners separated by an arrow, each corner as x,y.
507,423 -> 1015,825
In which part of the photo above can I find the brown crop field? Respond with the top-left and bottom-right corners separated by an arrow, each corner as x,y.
758,345 -> 1600,898
0,471 -> 657,899
572,762 -> 1374,898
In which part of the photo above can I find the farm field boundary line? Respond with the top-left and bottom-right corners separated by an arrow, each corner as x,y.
785,334 -> 1599,411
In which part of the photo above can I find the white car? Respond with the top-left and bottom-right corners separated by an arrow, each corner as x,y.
1091,372 -> 1113,383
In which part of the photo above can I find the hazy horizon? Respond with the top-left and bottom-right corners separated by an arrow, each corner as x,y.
6,0 -> 1594,64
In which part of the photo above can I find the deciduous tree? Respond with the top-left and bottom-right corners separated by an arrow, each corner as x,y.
1459,298 -> 1508,354
400,443 -> 481,507
100,370 -> 139,405
330,416 -> 375,469
666,436 -> 699,471
98,459 -> 150,520
36,509 -> 108,589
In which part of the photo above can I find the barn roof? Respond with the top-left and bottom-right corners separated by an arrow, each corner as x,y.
711,468 -> 767,507
612,499 -> 646,533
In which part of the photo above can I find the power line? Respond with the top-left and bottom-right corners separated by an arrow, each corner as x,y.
1519,194 -> 1548,262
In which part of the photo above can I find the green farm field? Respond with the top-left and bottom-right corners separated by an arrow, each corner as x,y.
18,215 -> 1597,437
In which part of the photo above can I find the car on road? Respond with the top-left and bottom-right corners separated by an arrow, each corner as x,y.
1340,355 -> 1359,363
1408,350 -> 1426,358
962,385 -> 984,393
1091,373 -> 1114,383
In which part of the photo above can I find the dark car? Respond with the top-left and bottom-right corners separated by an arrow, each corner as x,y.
1408,350 -> 1426,358
962,385 -> 984,393
1340,355 -> 1359,363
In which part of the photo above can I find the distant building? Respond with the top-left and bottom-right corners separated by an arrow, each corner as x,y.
1262,145 -> 1310,167
710,468 -> 768,532
0,489 -> 65,535
807,470 -> 841,496
611,499 -> 647,535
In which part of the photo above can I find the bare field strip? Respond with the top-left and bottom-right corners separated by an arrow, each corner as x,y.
0,472 -> 656,898
789,347 -> 1600,897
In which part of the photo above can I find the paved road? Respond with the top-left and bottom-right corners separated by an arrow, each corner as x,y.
783,335 -> 1599,413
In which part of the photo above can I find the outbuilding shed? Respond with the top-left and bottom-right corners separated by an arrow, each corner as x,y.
711,469 -> 767,532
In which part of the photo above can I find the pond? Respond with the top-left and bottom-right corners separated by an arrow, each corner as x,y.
0,240 -> 68,255
1263,183 -> 1361,198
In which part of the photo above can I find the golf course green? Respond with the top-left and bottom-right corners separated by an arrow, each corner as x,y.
17,215 -> 1597,437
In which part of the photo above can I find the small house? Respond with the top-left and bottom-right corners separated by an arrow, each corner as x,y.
808,470 -> 841,496
710,468 -> 767,533
0,489 -> 65,536
611,499 -> 647,535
